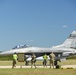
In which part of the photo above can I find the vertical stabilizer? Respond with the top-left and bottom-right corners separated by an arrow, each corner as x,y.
62,31 -> 76,48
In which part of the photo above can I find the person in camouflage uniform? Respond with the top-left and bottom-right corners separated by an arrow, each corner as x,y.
31,53 -> 36,68
49,52 -> 55,69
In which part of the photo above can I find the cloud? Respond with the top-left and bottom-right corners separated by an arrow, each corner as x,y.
30,40 -> 34,42
26,40 -> 34,42
62,25 -> 68,28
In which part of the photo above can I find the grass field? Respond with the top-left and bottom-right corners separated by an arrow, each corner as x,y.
0,59 -> 76,75
0,68 -> 76,75
0,59 -> 76,66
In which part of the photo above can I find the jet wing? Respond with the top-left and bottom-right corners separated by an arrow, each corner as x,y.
26,55 -> 66,62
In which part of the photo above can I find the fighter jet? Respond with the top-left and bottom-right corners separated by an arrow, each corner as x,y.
0,31 -> 76,64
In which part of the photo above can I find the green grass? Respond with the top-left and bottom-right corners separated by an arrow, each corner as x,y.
0,68 -> 76,75
0,59 -> 76,66
0,60 -> 76,75
58,59 -> 76,65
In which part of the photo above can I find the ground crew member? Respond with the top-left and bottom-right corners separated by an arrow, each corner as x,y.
12,52 -> 18,68
31,53 -> 36,68
49,52 -> 55,69
43,53 -> 48,67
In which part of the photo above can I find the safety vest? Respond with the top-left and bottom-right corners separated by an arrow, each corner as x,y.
13,54 -> 17,60
43,54 -> 48,60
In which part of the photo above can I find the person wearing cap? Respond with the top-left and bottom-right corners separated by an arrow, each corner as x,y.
12,52 -> 18,68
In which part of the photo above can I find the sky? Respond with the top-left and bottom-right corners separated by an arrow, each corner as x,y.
0,0 -> 76,51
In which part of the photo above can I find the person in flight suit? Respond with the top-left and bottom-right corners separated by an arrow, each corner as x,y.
49,52 -> 55,69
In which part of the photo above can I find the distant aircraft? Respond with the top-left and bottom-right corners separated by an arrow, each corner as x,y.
0,31 -> 76,65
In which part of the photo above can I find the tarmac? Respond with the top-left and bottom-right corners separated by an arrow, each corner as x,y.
0,65 -> 76,69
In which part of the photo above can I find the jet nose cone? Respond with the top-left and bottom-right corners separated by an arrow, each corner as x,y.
0,51 -> 12,55
0,52 -> 5,55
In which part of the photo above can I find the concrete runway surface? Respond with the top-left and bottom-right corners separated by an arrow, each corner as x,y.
0,65 -> 76,69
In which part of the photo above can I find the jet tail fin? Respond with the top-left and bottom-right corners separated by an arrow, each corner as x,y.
62,31 -> 76,48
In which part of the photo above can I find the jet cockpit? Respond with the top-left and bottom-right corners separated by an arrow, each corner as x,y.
12,44 -> 30,49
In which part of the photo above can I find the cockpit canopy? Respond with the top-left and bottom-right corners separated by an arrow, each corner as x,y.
12,44 -> 30,49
